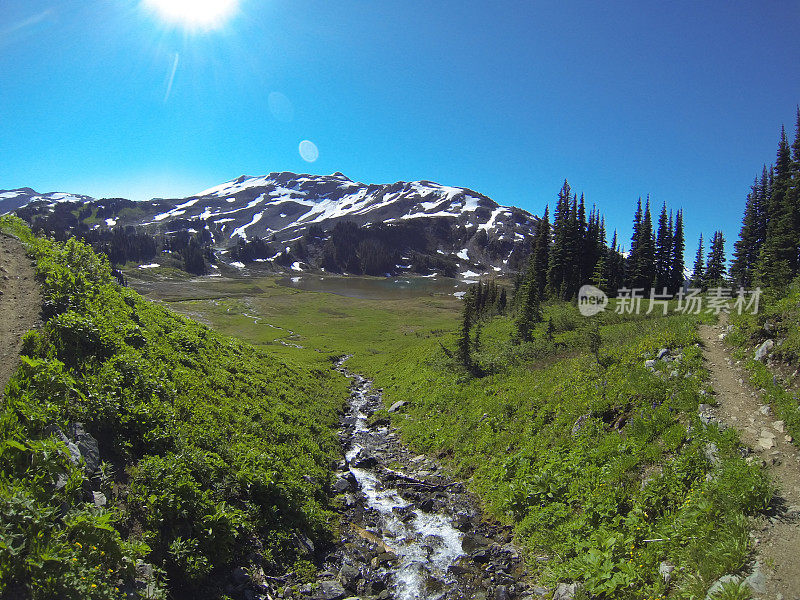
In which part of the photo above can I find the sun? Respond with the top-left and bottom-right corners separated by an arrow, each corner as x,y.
142,0 -> 240,31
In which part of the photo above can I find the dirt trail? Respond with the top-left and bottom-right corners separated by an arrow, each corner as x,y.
0,233 -> 41,399
700,317 -> 800,599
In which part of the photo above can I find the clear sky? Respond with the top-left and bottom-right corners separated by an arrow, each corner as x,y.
1,1 -> 799,261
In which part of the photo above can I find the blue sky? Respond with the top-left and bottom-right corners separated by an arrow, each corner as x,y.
1,1 -> 799,261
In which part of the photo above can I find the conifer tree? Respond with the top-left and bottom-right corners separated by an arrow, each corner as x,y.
498,287 -> 507,314
457,290 -> 474,367
606,230 -> 625,294
691,234 -> 705,289
627,198 -> 643,288
654,203 -> 672,290
730,176 -> 766,287
547,181 -> 572,298
704,231 -> 726,288
757,128 -> 796,286
669,210 -> 685,293
639,197 -> 656,289
530,205 -> 550,298
516,266 -> 542,342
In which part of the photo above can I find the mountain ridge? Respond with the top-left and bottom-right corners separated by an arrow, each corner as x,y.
1,172 -> 542,277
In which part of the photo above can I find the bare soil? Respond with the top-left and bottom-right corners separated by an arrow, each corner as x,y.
0,233 -> 41,399
700,318 -> 800,599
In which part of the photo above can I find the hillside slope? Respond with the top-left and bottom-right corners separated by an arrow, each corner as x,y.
0,216 -> 348,600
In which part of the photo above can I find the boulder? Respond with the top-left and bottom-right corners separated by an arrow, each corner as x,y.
754,339 -> 774,362
338,563 -> 360,590
311,580 -> 346,600
657,348 -> 669,360
333,477 -> 351,494
388,400 -> 407,413
553,582 -> 585,600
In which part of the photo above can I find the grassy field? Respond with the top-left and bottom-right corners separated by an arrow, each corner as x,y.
148,275 -> 772,599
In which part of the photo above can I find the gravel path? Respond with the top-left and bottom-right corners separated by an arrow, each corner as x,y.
700,318 -> 800,599
0,233 -> 40,400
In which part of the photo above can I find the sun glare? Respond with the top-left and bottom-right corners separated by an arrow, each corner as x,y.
142,0 -> 239,31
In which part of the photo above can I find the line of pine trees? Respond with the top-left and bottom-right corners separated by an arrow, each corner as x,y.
457,182 -> 689,364
515,180 -> 686,303
730,108 -> 800,289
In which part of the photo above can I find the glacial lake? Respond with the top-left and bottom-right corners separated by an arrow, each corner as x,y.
276,274 -> 469,300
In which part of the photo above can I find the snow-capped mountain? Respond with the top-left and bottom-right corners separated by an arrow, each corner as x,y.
1,172 -> 542,276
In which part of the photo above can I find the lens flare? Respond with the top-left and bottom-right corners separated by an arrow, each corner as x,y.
299,140 -> 319,163
142,0 -> 239,31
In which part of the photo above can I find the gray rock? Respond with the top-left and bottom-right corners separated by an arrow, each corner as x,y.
333,477 -> 351,494
494,585 -> 511,600
657,348 -> 669,360
54,472 -> 69,491
388,400 -> 407,413
553,582 -> 585,600
462,533 -> 493,553
755,339 -> 774,362
758,437 -> 775,450
744,563 -> 767,593
311,580 -> 346,600
705,574 -> 741,599
92,491 -> 107,507
71,425 -> 100,475
645,359 -> 657,370
338,564 -> 360,590
704,442 -> 720,467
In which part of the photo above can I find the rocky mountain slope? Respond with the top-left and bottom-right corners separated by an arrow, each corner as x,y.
1,172 -> 541,276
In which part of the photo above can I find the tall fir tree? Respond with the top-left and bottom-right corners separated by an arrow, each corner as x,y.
626,198 -> 644,288
757,127 -> 797,286
654,203 -> 673,290
547,180 -> 572,298
730,176 -> 766,287
669,209 -> 685,293
691,234 -> 705,289
457,291 -> 474,368
637,196 -> 656,290
704,231 -> 727,288
530,205 -> 550,298
606,230 -> 625,294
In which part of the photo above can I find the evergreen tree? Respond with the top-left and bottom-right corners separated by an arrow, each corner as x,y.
498,287 -> 507,314
457,291 -> 474,367
654,203 -> 672,290
626,198 -> 643,288
516,254 -> 543,342
606,230 -> 625,294
669,210 -> 685,293
547,181 -> 572,298
637,196 -> 656,290
757,127 -> 797,285
704,231 -> 726,288
730,176 -> 766,287
530,205 -> 550,298
691,234 -> 705,289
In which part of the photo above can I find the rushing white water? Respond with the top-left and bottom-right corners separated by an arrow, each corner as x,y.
342,367 -> 464,600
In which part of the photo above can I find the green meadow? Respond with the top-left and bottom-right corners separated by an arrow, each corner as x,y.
156,275 -> 771,599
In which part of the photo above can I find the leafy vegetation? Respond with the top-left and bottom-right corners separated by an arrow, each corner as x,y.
161,274 -> 774,599
0,216 -> 348,599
